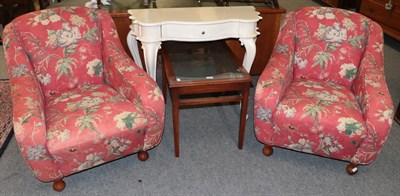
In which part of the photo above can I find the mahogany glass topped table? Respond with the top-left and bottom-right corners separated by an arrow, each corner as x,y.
161,41 -> 252,157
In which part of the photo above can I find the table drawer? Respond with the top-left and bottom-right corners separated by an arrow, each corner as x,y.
162,22 -> 239,40
360,0 -> 400,31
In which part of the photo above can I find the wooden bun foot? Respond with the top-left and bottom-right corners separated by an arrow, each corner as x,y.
137,151 -> 149,161
52,179 -> 66,192
262,145 -> 274,156
346,163 -> 359,175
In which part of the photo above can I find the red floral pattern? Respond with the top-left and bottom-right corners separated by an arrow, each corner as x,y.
254,7 -> 393,165
2,7 -> 165,182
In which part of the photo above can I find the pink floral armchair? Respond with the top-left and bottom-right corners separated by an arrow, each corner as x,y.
254,7 -> 393,175
2,7 -> 165,191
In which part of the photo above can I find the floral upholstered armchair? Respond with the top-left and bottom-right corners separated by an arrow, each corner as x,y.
2,7 -> 165,191
254,7 -> 393,175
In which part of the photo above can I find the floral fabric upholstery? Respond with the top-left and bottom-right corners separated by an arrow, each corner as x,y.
254,7 -> 393,165
3,7 -> 165,182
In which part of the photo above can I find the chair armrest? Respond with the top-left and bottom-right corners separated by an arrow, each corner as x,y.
99,10 -> 165,150
3,23 -> 62,182
254,12 -> 296,143
351,22 -> 394,164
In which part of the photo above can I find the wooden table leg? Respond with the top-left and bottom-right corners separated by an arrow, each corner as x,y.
395,102 -> 400,124
171,89 -> 180,157
238,83 -> 250,149
162,63 -> 167,104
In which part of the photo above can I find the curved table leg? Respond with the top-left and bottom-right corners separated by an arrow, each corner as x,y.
239,37 -> 257,72
127,31 -> 144,69
141,41 -> 162,80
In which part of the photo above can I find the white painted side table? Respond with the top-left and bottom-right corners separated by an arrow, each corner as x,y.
127,6 -> 261,80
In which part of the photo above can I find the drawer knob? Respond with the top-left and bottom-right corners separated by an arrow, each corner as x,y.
385,0 -> 393,10
201,31 -> 205,35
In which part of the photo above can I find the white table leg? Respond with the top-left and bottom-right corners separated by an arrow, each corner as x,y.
239,37 -> 257,73
127,31 -> 144,69
141,41 -> 162,80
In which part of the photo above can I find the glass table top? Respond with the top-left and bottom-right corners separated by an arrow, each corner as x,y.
163,41 -> 245,82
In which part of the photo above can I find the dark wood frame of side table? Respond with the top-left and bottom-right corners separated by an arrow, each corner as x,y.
161,44 -> 253,157
395,102 -> 400,125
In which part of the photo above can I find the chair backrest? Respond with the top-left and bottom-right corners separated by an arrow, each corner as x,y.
292,7 -> 376,88
8,7 -> 104,94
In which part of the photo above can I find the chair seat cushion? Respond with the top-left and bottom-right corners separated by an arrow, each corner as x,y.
45,84 -> 147,175
272,79 -> 367,160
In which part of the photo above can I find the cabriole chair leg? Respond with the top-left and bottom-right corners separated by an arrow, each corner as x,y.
346,163 -> 359,175
262,145 -> 274,156
52,179 -> 66,192
137,151 -> 149,161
